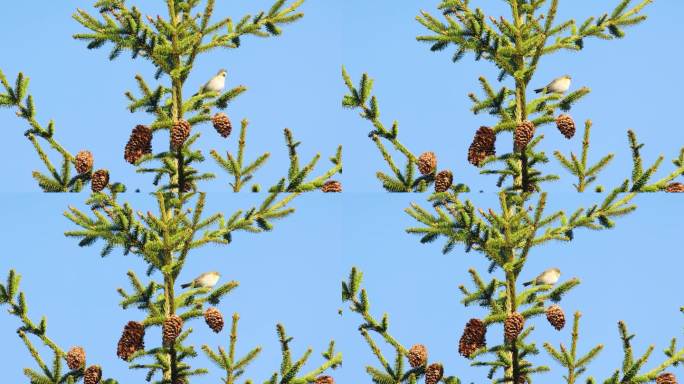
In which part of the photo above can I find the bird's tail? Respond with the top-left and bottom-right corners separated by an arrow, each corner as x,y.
534,88 -> 544,94
181,283 -> 191,289
523,281 -> 532,287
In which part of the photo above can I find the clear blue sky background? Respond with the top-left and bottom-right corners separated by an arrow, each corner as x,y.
1,0 -> 683,383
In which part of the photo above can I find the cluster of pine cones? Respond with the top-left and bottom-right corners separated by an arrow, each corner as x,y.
458,305 -> 567,358
65,346 -> 102,384
74,150 -> 110,193
415,151 -> 454,193
406,344 -> 444,384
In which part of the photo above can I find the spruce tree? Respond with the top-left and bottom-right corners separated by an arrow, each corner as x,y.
342,0 -> 684,383
1,0 -> 342,383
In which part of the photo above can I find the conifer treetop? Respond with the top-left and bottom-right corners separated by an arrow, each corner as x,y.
342,1 -> 684,383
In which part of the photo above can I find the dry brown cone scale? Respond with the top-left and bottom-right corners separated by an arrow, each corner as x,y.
91,169 -> 110,193
171,120 -> 192,150
83,365 -> 102,384
66,346 -> 86,370
162,315 -> 184,346
212,113 -> 233,138
665,182 -> 684,193
321,180 -> 342,193
657,373 -> 678,384
425,363 -> 444,384
117,321 -> 145,361
556,114 -> 576,139
468,126 -> 496,167
124,125 -> 153,164
315,376 -> 335,384
504,312 -> 525,342
546,305 -> 566,330
514,120 -> 536,152
434,170 -> 453,193
459,318 -> 487,358
75,151 -> 94,174
418,152 -> 437,175
204,307 -> 224,333
408,344 -> 428,368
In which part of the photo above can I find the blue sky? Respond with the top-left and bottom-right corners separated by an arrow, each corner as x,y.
1,0 -> 684,383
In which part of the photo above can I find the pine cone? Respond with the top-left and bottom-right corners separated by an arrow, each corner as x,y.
66,346 -> 86,370
204,307 -> 224,333
171,120 -> 192,150
459,318 -> 487,358
418,152 -> 437,175
425,363 -> 444,384
75,151 -> 94,174
212,113 -> 233,138
321,180 -> 342,193
556,114 -> 576,139
162,315 -> 184,346
665,182 -> 684,193
124,125 -> 153,164
468,126 -> 496,167
91,169 -> 110,193
546,305 -> 566,331
434,170 -> 453,193
117,321 -> 145,361
657,373 -> 678,384
83,365 -> 102,384
504,312 -> 525,342
514,121 -> 535,151
315,376 -> 335,384
408,344 -> 428,368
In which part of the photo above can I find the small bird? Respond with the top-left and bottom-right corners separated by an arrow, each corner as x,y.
523,268 -> 561,287
200,69 -> 227,93
535,75 -> 571,94
181,271 -> 221,289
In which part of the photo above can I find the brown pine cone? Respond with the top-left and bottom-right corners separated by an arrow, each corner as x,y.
556,114 -> 576,139
408,344 -> 428,368
75,151 -> 94,174
162,315 -> 184,346
204,307 -> 224,333
171,120 -> 192,150
117,321 -> 145,361
83,365 -> 102,384
657,373 -> 678,384
66,346 -> 86,370
212,113 -> 233,138
425,363 -> 444,384
434,170 -> 453,193
504,312 -> 525,342
91,169 -> 110,193
315,376 -> 335,384
468,126 -> 496,167
321,180 -> 342,193
418,152 -> 437,175
665,182 -> 684,193
514,120 -> 535,152
546,305 -> 566,331
459,318 -> 487,358
124,125 -> 153,164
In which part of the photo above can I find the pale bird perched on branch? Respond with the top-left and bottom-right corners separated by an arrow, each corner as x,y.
181,271 -> 221,289
200,69 -> 227,93
534,75 -> 571,94
523,267 -> 561,287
